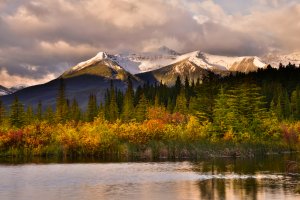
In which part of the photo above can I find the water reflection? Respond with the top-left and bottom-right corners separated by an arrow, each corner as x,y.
190,154 -> 300,200
0,154 -> 299,200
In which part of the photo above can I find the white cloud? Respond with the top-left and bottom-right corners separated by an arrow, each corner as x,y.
0,69 -> 56,88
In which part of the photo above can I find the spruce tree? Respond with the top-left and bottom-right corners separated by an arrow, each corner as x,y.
86,94 -> 98,122
174,88 -> 188,114
184,76 -> 190,107
116,90 -> 124,114
70,98 -> 81,122
9,96 -> 25,128
134,86 -> 143,106
213,87 -> 229,135
296,86 -> 300,119
56,78 -> 68,123
109,85 -> 119,121
98,103 -> 105,120
175,76 -> 181,96
122,77 -> 134,121
192,72 -> 219,122
135,94 -> 148,122
291,86 -> 300,120
282,90 -> 291,119
36,100 -> 42,121
25,106 -> 34,125
104,88 -> 111,120
0,100 -> 5,125
44,106 -> 54,124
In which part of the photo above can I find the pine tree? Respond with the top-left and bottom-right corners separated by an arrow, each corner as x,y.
275,96 -> 283,120
297,86 -> 300,118
213,87 -> 229,135
44,106 -> 54,124
86,94 -> 98,122
184,76 -> 190,107
282,89 -> 291,119
135,94 -> 148,122
56,78 -> 68,123
174,88 -> 188,114
9,96 -> 25,128
122,77 -> 134,121
108,82 -> 119,121
36,100 -> 42,121
104,88 -> 111,120
291,85 -> 300,120
98,103 -> 105,120
175,76 -> 181,96
192,78 -> 218,122
0,100 -> 5,125
134,86 -> 143,106
25,106 -> 34,125
70,98 -> 81,122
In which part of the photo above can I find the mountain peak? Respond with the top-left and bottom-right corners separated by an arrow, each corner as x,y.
95,51 -> 109,60
69,51 -> 111,73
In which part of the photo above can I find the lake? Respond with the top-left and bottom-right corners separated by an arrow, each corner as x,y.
0,155 -> 299,200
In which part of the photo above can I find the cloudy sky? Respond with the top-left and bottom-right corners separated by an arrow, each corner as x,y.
0,0 -> 299,87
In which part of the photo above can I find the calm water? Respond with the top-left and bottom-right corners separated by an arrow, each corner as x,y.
0,155 -> 300,200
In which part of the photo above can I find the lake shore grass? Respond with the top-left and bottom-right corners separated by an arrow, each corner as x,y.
0,117 -> 299,160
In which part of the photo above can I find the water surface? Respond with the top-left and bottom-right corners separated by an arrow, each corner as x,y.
0,155 -> 299,200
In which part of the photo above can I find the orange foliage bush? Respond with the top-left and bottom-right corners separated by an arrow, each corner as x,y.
147,107 -> 186,124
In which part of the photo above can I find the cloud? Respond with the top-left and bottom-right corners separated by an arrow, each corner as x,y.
0,69 -> 56,88
0,0 -> 299,87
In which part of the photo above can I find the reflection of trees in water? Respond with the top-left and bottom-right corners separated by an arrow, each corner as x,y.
198,179 -> 226,200
197,178 -> 258,199
191,155 -> 300,199
191,154 -> 297,174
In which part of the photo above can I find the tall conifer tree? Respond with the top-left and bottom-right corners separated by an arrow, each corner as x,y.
9,96 -> 25,127
122,77 -> 134,121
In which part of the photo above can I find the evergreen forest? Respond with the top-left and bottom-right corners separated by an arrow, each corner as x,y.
1,63 -> 300,159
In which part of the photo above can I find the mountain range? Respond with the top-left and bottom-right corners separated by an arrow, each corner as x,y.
1,47 -> 300,108
0,85 -> 27,96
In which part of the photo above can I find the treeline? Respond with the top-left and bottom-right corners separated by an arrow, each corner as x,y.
1,63 -> 300,157
1,63 -> 300,129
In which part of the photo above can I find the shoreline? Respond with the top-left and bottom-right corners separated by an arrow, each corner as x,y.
0,141 -> 298,161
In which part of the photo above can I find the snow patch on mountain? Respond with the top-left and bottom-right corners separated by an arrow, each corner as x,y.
112,54 -> 177,74
174,51 -> 265,72
71,52 -> 109,72
0,84 -> 27,96
0,85 -> 10,96
253,57 -> 266,68
262,52 -> 300,68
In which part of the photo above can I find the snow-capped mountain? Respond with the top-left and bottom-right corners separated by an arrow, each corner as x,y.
66,47 -> 180,75
59,47 -> 300,88
261,52 -> 300,68
0,85 -> 11,96
136,58 -> 210,86
170,51 -> 265,73
65,47 -> 268,76
2,47 -> 300,108
0,85 -> 28,96
9,85 -> 27,93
